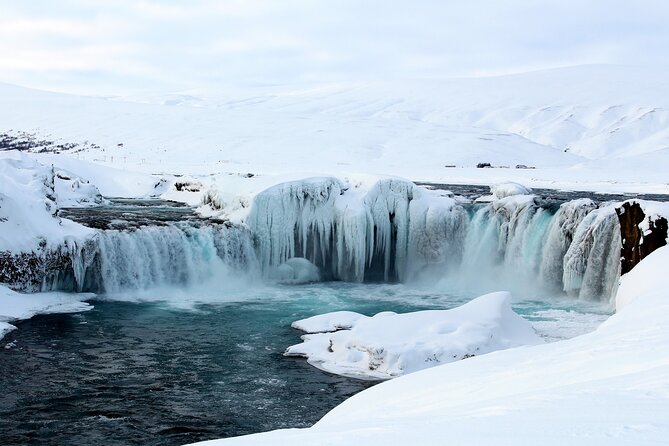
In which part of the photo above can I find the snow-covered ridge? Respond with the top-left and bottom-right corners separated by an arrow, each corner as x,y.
2,66 -> 669,193
285,291 -> 542,380
0,152 -> 98,253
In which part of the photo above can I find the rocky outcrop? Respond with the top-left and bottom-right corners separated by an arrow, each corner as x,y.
0,240 -> 97,292
616,201 -> 668,275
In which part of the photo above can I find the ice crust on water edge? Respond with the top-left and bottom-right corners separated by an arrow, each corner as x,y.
285,291 -> 543,380
0,283 -> 93,342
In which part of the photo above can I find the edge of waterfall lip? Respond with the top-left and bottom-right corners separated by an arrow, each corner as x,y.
57,197 -> 219,230
415,182 -> 669,203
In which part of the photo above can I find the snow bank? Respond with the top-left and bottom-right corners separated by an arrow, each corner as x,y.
188,246 -> 669,446
491,181 -> 533,199
0,284 -> 94,341
285,292 -> 542,380
0,152 -> 95,253
615,245 -> 669,311
291,311 -> 366,333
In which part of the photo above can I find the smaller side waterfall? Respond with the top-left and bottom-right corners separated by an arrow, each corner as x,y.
563,208 -> 622,300
539,199 -> 597,290
64,223 -> 258,293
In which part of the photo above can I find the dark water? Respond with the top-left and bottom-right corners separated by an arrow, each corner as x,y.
0,285 -> 446,446
0,282 -> 610,446
416,182 -> 669,203
58,199 -> 215,230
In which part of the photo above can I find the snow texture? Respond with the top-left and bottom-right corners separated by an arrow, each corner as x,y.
3,66 -> 669,195
0,152 -> 95,253
285,291 -> 542,380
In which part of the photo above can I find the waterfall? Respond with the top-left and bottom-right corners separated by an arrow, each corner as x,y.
31,178 -> 625,303
539,199 -> 597,291
65,223 -> 258,293
246,178 -> 624,303
247,177 -> 468,283
563,207 -> 621,300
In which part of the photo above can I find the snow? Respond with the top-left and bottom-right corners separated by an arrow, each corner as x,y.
490,181 -> 533,199
2,66 -> 669,195
0,152 -> 95,253
187,246 -> 669,446
290,311 -> 366,333
270,257 -> 320,284
285,291 -> 542,380
0,283 -> 94,341
615,245 -> 669,311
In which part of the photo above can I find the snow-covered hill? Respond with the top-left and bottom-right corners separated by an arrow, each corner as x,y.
1,65 -> 669,193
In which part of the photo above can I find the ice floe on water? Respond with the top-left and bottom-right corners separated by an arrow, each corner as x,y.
285,291 -> 542,380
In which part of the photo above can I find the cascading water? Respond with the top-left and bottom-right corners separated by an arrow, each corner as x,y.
246,177 -> 625,303
62,222 -> 258,293
38,179 -> 625,303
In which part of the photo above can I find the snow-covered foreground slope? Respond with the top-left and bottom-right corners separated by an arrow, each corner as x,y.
2,65 -> 669,194
190,246 -> 669,446
285,292 -> 542,380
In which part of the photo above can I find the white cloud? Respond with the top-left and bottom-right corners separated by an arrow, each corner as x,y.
0,0 -> 668,94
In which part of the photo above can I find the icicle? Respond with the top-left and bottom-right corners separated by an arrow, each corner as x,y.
247,177 -> 344,276
539,199 -> 596,290
563,206 -> 621,301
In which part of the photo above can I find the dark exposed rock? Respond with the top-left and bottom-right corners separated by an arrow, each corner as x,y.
616,201 -> 668,275
0,249 -> 71,291
0,239 -> 99,292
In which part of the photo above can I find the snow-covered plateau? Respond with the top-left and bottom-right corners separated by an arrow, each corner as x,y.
1,64 -> 669,445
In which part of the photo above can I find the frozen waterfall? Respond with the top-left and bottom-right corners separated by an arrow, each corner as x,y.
38,178 -> 624,303
246,178 -> 624,302
61,223 -> 258,293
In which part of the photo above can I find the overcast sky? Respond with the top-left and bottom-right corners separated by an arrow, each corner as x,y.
1,0 -> 669,95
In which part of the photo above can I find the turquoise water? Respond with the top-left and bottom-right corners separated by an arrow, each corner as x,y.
0,282 -> 610,445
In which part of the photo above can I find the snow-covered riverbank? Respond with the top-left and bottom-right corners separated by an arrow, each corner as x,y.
0,284 -> 93,340
189,245 -> 669,446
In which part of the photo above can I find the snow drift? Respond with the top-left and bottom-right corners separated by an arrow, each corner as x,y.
285,291 -> 542,380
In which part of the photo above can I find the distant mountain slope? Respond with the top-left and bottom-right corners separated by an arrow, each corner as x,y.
1,65 -> 668,188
